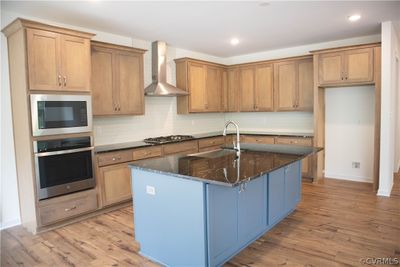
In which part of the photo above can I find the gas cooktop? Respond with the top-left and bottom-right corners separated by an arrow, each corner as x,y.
143,135 -> 195,144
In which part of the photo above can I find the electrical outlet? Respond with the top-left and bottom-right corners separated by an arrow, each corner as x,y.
352,162 -> 360,169
146,185 -> 156,195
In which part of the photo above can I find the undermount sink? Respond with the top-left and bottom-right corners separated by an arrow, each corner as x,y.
188,148 -> 242,159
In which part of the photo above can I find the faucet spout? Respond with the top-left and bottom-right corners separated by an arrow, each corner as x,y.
223,121 -> 241,156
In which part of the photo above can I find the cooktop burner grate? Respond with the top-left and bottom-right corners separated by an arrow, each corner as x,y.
143,135 -> 195,144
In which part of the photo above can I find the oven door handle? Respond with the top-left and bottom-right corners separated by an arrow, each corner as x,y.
35,147 -> 94,157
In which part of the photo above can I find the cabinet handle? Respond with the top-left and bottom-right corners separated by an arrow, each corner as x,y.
58,75 -> 62,87
63,76 -> 67,87
112,156 -> 122,161
64,206 -> 77,212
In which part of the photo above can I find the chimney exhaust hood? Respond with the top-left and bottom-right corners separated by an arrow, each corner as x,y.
144,41 -> 189,96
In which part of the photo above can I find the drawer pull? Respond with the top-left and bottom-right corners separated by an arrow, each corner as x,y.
112,156 -> 122,161
64,206 -> 77,212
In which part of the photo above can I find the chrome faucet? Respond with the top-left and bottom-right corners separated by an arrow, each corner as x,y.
223,121 -> 241,156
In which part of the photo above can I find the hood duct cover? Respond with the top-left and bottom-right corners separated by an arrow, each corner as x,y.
144,41 -> 189,96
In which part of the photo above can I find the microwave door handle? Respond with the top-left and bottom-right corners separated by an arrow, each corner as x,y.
35,147 -> 94,157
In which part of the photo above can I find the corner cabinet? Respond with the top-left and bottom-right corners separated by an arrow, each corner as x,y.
175,58 -> 225,113
274,57 -> 313,111
26,25 -> 93,91
318,47 -> 374,86
91,41 -> 146,116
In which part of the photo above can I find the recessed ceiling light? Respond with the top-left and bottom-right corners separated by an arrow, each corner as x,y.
348,14 -> 361,22
258,1 -> 270,7
230,38 -> 239,46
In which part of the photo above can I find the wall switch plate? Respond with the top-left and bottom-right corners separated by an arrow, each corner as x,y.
146,185 -> 156,195
352,162 -> 361,169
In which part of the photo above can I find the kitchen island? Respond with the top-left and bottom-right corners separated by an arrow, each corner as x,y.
129,144 -> 321,267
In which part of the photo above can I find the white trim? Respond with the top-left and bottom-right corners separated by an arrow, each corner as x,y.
0,218 -> 21,230
324,171 -> 373,183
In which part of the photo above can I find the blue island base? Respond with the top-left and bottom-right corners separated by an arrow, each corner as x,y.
131,161 -> 301,267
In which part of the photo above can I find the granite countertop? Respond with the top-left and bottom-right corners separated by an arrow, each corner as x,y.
95,130 -> 314,153
129,143 -> 322,187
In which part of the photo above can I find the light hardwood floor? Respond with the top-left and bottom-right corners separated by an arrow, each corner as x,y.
2,176 -> 399,267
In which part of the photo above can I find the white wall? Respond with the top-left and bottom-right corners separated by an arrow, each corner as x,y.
0,8 -> 383,228
379,21 -> 400,196
324,86 -> 375,182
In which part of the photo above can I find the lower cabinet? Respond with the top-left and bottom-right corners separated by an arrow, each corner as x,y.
268,161 -> 301,226
207,161 -> 301,266
97,162 -> 132,207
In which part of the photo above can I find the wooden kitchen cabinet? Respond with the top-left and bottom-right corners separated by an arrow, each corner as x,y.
318,48 -> 374,86
239,64 -> 273,112
275,136 -> 313,177
226,68 -> 240,112
26,28 -> 92,91
176,58 -> 225,113
91,41 -> 146,116
97,162 -> 132,207
274,57 -> 313,111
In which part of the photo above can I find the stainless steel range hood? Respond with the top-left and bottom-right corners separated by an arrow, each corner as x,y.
144,41 -> 189,96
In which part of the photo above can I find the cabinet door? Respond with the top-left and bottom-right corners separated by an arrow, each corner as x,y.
297,59 -> 314,110
188,62 -> 207,112
268,168 -> 285,226
318,52 -> 344,85
255,64 -> 273,111
284,162 -> 301,214
221,69 -> 228,111
207,184 -> 239,267
26,29 -> 61,90
274,61 -> 297,111
205,65 -> 222,112
344,48 -> 374,83
239,67 -> 255,111
98,163 -> 132,207
91,47 -> 116,115
115,51 -> 144,115
60,35 -> 91,91
227,68 -> 239,112
238,176 -> 266,243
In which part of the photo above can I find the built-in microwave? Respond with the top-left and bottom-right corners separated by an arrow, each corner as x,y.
30,94 -> 92,136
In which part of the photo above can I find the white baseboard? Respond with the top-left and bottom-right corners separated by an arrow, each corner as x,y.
324,171 -> 373,183
0,218 -> 21,230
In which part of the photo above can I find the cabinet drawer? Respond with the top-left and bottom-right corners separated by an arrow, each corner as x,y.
133,146 -> 162,160
198,136 -> 225,149
275,137 -> 312,146
97,150 -> 133,166
163,140 -> 199,155
242,135 -> 275,144
38,189 -> 97,226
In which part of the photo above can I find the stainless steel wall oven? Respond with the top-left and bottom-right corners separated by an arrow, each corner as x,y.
34,136 -> 95,200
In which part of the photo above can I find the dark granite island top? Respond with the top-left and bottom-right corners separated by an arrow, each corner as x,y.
129,143 -> 322,187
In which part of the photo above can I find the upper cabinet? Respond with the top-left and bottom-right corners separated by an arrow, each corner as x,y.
226,68 -> 240,112
26,27 -> 92,92
91,41 -> 146,116
176,58 -> 225,113
239,63 -> 274,112
274,57 -> 313,111
317,47 -> 374,86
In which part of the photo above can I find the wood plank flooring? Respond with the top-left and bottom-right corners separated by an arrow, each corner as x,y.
2,176 -> 399,267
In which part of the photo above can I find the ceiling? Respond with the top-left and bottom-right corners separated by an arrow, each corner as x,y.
2,1 -> 400,57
